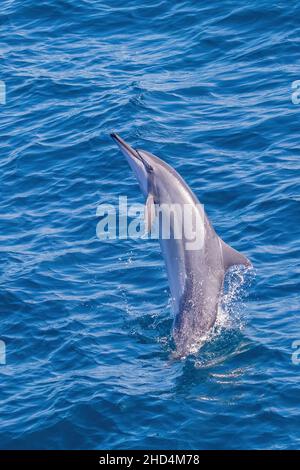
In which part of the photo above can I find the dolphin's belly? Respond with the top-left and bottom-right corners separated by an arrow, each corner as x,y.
159,236 -> 187,313
172,270 -> 223,356
172,225 -> 224,356
154,175 -> 225,356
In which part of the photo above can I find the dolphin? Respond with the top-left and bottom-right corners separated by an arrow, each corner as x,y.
111,133 -> 251,357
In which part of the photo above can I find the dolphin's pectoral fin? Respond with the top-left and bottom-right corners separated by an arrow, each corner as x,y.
220,239 -> 252,270
144,193 -> 156,233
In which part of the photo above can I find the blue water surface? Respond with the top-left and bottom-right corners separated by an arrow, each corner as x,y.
1,0 -> 300,450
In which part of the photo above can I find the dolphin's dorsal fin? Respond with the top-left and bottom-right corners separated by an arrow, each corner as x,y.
220,239 -> 251,270
144,193 -> 155,233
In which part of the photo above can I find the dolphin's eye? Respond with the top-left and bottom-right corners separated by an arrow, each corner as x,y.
136,149 -> 153,173
147,164 -> 154,173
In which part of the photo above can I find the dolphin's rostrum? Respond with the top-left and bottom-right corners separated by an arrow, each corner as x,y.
111,133 -> 251,357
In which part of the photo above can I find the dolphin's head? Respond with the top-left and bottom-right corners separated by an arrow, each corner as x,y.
111,133 -> 157,197
111,133 -> 190,207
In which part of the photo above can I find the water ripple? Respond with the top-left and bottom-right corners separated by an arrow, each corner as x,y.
1,0 -> 300,450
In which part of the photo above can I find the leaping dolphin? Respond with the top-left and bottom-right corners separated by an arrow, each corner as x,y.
111,133 -> 251,357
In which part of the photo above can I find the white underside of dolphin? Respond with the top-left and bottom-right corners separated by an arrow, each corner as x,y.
111,133 -> 252,357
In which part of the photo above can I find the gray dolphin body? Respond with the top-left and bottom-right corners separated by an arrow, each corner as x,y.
111,133 -> 251,357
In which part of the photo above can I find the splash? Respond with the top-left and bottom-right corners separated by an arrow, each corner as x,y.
220,264 -> 255,328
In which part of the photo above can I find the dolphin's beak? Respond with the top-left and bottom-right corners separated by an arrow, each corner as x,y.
110,132 -> 150,196
110,133 -> 140,160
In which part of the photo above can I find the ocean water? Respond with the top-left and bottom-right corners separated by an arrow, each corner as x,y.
1,0 -> 300,450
